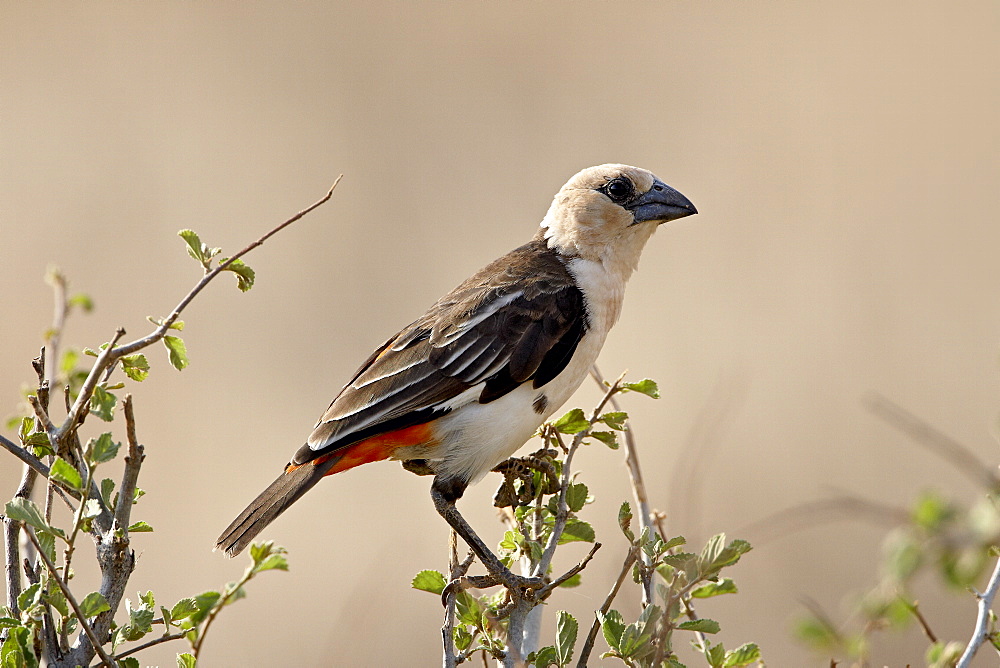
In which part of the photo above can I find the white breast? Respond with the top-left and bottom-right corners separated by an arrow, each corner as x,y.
417,255 -> 630,484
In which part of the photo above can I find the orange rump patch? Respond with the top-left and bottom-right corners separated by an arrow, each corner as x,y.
287,422 -> 438,477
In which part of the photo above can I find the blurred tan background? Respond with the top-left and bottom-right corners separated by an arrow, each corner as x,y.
3,2 -> 999,666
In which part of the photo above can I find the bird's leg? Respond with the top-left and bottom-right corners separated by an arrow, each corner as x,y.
430,478 -> 544,595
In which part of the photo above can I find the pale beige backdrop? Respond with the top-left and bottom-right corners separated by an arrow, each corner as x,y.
2,2 -> 999,666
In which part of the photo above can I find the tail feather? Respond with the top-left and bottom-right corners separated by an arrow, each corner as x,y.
216,461 -> 331,557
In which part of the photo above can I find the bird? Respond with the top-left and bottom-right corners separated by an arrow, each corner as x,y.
216,164 -> 696,590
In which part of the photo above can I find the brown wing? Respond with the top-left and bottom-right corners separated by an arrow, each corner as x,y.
290,237 -> 587,466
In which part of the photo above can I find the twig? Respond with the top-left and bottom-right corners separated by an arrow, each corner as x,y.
536,542 -> 601,599
905,599 -> 938,643
110,629 -> 191,662
23,526 -> 117,668
866,393 -> 1000,491
957,554 -> 1000,668
57,178 -> 343,443
0,433 -> 53,481
115,396 -> 145,531
590,365 -> 655,604
736,495 -> 909,545
442,532 -> 474,668
577,547 -> 639,667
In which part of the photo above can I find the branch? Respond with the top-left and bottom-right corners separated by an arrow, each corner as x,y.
577,547 -> 639,667
957,554 -> 1000,668
0,433 -> 52,481
23,526 -> 117,668
110,629 -> 191,662
115,395 -> 145,531
866,393 -> 1000,491
590,364 -> 655,604
442,531 -> 474,668
57,178 -> 343,441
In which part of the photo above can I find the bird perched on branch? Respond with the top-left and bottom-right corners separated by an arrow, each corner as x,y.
217,164 -> 696,591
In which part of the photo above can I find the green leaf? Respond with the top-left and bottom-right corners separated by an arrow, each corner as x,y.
558,518 -> 595,544
69,293 -> 94,312
723,642 -> 761,667
411,570 -> 447,595
555,610 -> 578,666
453,626 -> 473,651
90,384 -> 117,421
100,478 -> 116,509
598,609 -> 625,653
621,379 -> 660,399
163,336 -> 189,371
678,618 -> 720,634
127,521 -> 154,533
553,408 -> 589,434
120,354 -> 150,382
254,553 -> 288,573
1,626 -> 38,668
119,657 -> 140,668
0,617 -> 18,629
147,316 -> 185,330
170,598 -> 198,622
590,430 -> 619,449
17,583 -> 41,614
707,643 -> 726,667
189,591 -> 222,625
88,433 -> 121,464
5,498 -> 51,534
178,229 -> 207,264
618,502 -> 635,542
532,646 -> 558,667
558,573 -> 582,588
220,258 -> 255,292
35,531 -> 56,564
177,652 -> 197,668
566,483 -> 589,513
79,592 -> 111,618
691,578 -> 738,598
599,411 -> 628,431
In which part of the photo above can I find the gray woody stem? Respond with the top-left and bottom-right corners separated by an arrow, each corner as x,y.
956,554 -> 1000,668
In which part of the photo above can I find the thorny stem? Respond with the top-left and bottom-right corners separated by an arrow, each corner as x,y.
23,526 -> 117,668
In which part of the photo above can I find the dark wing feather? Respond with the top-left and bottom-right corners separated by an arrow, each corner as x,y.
292,238 -> 587,465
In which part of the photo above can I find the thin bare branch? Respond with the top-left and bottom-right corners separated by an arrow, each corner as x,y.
957,555 -> 1000,668
110,629 -> 191,662
905,599 -> 938,644
866,393 -> 1000,491
23,526 -> 117,668
577,547 -> 639,667
537,542 -> 601,599
0,434 -> 52,480
442,533 -> 474,668
58,178 -> 343,443
737,495 -> 909,545
590,364 -> 655,604
115,395 -> 145,531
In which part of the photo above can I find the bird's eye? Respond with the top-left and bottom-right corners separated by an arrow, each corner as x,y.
604,177 -> 633,203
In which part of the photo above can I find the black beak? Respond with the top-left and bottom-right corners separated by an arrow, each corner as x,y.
627,180 -> 697,224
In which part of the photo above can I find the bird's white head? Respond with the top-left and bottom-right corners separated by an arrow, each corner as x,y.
540,164 -> 697,269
